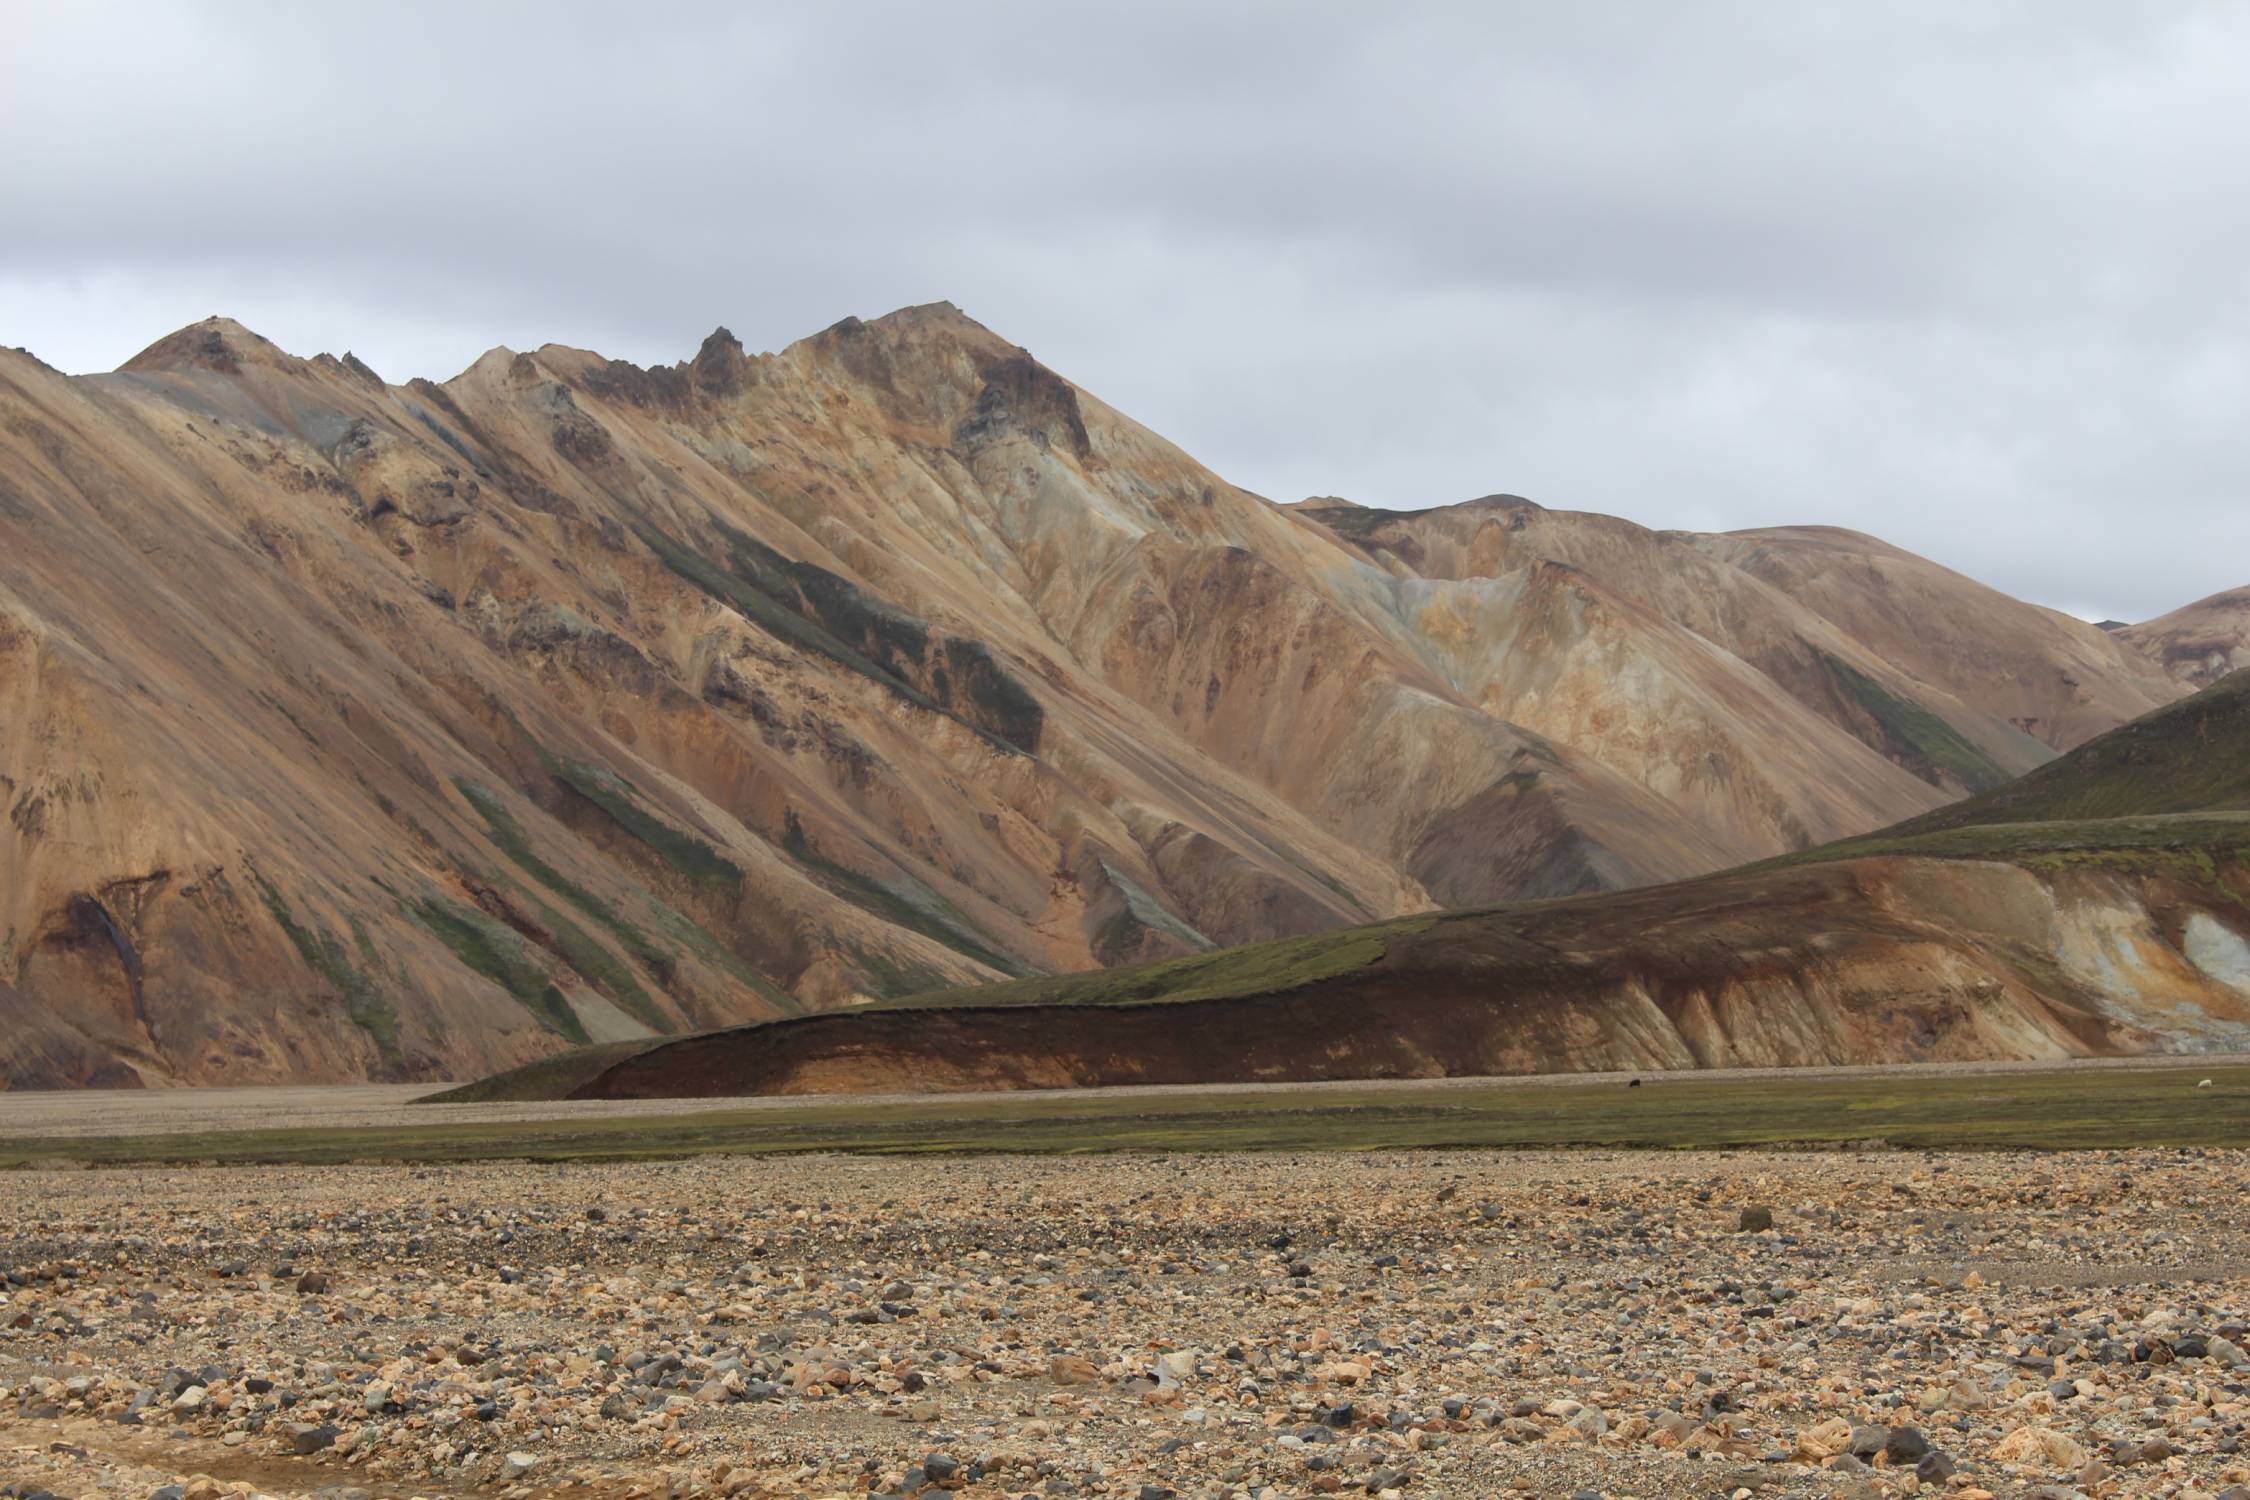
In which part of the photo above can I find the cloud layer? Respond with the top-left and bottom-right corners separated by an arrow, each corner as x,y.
6,1 -> 2246,619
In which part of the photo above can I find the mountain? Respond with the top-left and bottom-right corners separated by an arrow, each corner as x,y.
454,671 -> 2250,1101
1870,662 -> 2250,832
2118,586 -> 2250,689
0,304 -> 2215,1086
1287,499 -> 2182,879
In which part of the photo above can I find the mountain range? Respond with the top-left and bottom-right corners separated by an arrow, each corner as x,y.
2,302 -> 2241,1088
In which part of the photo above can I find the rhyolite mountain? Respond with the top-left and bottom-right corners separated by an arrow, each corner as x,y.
0,303 -> 2232,1087
2119,586 -> 2250,688
450,668 -> 2250,1102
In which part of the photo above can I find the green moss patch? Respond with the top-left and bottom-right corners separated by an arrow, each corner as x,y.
635,517 -> 936,704
456,778 -> 679,984
549,759 -> 743,895
933,637 -> 1044,754
410,893 -> 589,1045
637,513 -> 1041,753
15,1061 -> 2241,1163
519,896 -> 670,1033
1900,668 -> 2250,831
1740,812 -> 2250,882
781,812 -> 1031,981
417,1042 -> 655,1105
1820,650 -> 2010,793
255,877 -> 402,1067
633,896 -> 805,1015
884,911 -> 1437,1012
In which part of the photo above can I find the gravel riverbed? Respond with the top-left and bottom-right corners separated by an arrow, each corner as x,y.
3,1150 -> 2247,1499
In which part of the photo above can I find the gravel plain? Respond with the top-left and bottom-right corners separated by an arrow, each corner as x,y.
0,1054 -> 2238,1140
3,1147 -> 2249,1500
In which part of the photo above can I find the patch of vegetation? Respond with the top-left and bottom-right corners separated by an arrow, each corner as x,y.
781,812 -> 1032,979
254,877 -> 402,1066
409,893 -> 589,1045
1741,672 -> 2250,881
549,759 -> 744,895
418,1042 -> 654,1105
933,636 -> 1044,753
633,517 -> 937,710
523,895 -> 672,1033
636,897 -> 805,1016
1755,811 -> 2250,877
463,756 -> 800,1018
883,911 -> 1439,1012
12,1063 -> 2244,1165
1898,668 -> 2250,831
2014,843 -> 2234,884
1820,650 -> 2011,793
844,942 -> 956,1001
715,518 -> 934,673
639,513 -> 1041,754
455,777 -> 679,985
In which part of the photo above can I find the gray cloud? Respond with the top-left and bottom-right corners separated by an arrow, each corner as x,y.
5,0 -> 2246,620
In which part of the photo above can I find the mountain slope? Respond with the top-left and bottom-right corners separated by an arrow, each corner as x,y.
1881,666 -> 2250,832
469,670 -> 2250,1099
0,303 -> 2210,1087
1296,498 -> 2174,809
2119,586 -> 2250,689
1695,525 -> 2180,753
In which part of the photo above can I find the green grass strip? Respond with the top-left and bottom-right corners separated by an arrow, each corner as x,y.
9,1064 -> 2245,1167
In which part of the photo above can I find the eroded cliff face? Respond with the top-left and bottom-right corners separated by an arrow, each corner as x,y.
570,854 -> 2250,1098
0,304 -> 2216,1085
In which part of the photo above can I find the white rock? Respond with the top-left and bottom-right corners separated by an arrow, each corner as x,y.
1154,1350 -> 1197,1389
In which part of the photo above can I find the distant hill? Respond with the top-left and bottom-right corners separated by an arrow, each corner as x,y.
2119,586 -> 2250,688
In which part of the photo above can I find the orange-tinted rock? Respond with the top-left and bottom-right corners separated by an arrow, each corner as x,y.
0,304 -> 2224,1086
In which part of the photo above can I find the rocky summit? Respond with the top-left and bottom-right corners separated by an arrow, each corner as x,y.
0,304 -> 2240,1088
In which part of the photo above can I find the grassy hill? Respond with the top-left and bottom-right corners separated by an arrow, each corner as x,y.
1896,667 -> 2250,828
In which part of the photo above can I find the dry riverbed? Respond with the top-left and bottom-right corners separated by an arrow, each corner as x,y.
2,1151 -> 2248,1500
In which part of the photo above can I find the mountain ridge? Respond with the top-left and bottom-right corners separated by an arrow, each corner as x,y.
2,303 -> 2240,1087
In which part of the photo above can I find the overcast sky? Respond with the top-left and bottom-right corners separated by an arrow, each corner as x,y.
5,2 -> 2246,621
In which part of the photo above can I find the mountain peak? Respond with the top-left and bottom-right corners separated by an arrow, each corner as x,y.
691,326 -> 749,396
794,301 -> 1004,359
868,299 -> 975,332
119,316 -> 298,378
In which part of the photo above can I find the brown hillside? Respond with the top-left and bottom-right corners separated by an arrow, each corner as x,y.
0,306 -> 2206,1085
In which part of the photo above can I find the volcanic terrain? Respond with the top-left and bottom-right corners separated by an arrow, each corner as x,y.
456,670 -> 2250,1100
1,304 -> 2237,1087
